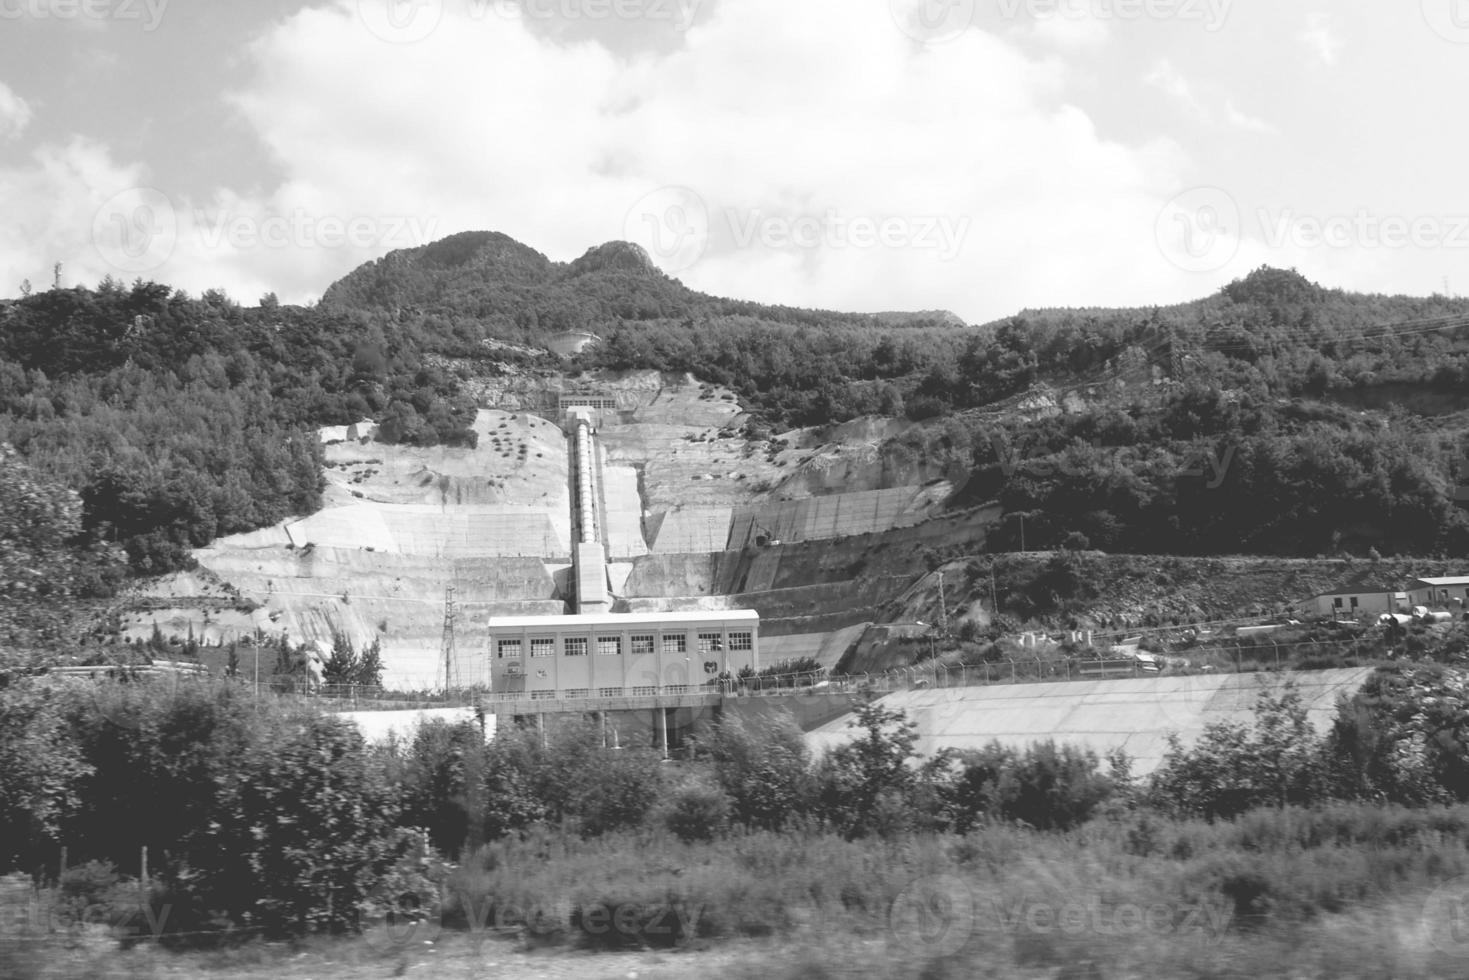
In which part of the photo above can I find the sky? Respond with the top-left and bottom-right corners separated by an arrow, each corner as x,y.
0,0 -> 1466,324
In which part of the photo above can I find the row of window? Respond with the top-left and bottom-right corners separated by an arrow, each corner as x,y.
536,685 -> 699,701
496,632 -> 753,660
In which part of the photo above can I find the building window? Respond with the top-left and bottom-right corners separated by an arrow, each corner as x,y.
564,637 -> 588,657
563,688 -> 589,700
530,690 -> 556,701
1333,597 -> 1343,609
630,634 -> 655,655
530,637 -> 555,658
1350,597 -> 1359,609
662,633 -> 687,654
729,631 -> 753,652
597,636 -> 622,656
698,632 -> 724,656
597,686 -> 622,698
497,639 -> 522,659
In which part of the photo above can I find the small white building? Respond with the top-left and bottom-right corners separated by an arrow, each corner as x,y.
1308,584 -> 1405,618
1408,577 -> 1469,613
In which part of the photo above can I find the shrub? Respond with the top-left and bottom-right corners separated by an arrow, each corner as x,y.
1148,684 -> 1328,819
699,711 -> 811,830
657,778 -> 732,843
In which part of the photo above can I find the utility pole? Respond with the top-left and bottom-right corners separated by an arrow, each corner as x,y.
438,585 -> 457,693
937,570 -> 949,635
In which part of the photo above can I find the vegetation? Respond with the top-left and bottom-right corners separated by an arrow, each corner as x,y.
3,667 -> 1469,978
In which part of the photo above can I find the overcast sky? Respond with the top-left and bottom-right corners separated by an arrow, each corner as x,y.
0,0 -> 1465,323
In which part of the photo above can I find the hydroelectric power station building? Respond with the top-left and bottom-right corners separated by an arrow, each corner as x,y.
481,403 -> 762,750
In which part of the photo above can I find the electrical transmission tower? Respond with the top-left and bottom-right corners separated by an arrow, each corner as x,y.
437,585 -> 457,692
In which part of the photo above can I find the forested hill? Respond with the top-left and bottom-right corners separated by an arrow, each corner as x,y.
8,229 -> 1469,649
319,230 -> 968,335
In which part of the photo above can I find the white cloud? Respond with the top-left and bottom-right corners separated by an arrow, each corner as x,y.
1023,5 -> 1113,50
0,0 -> 1253,318
1144,59 -> 1206,120
1224,99 -> 1276,135
0,138 -> 146,288
1300,11 -> 1342,66
1145,63 -> 1274,135
0,82 -> 33,140
201,0 -> 1206,320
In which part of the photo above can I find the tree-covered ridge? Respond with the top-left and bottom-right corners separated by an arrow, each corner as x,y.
0,278 -> 478,579
320,230 -> 966,340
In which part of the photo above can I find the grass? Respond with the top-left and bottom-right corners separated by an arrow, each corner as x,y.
6,805 -> 1469,978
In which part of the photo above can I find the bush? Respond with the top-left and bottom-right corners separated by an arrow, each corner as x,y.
699,711 -> 811,830
657,778 -> 731,843
944,741 -> 1119,831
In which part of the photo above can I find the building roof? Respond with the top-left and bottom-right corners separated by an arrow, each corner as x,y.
1315,583 -> 1401,598
486,609 -> 759,630
1414,577 -> 1469,587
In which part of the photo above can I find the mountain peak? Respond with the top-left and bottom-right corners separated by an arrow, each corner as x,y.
566,241 -> 663,279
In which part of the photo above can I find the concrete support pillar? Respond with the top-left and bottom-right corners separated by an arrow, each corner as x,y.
657,707 -> 668,760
